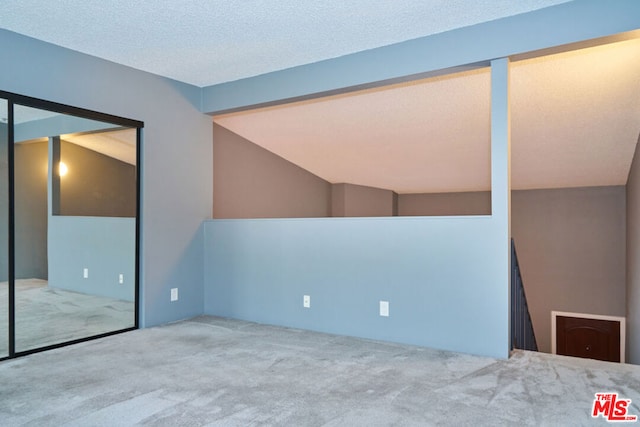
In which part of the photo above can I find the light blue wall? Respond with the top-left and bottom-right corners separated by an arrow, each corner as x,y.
201,0 -> 640,359
2,0 -> 638,350
48,216 -> 135,301
0,29 -> 212,327
204,216 -> 509,358
203,60 -> 511,359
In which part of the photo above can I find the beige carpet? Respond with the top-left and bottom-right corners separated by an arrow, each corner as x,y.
0,279 -> 134,355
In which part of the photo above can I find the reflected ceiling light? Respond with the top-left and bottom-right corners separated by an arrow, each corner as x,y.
58,161 -> 68,177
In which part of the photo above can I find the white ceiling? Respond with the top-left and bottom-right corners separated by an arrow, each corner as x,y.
215,69 -> 492,193
2,1 -> 638,193
215,37 -> 640,193
0,102 -> 59,124
511,39 -> 640,190
63,129 -> 137,166
1,0 -> 570,87
4,104 -> 136,165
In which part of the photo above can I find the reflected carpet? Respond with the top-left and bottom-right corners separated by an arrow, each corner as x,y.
0,279 -> 134,355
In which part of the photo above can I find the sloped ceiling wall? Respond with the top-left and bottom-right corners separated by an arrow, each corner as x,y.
214,37 -> 640,193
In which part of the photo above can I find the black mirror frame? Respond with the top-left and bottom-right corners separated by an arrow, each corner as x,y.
0,90 -> 142,359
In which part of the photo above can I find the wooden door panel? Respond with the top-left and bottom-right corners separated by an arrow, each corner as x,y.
556,316 -> 620,362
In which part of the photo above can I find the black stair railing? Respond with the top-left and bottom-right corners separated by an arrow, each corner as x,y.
511,239 -> 538,352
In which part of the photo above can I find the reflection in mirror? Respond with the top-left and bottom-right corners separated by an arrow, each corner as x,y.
0,99 -> 7,357
13,104 -> 136,353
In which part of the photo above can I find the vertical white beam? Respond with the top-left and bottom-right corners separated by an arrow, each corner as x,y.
47,137 -> 54,218
491,58 -> 511,225
49,136 -> 61,216
491,57 -> 511,355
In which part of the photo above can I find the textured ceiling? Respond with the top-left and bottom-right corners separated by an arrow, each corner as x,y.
511,38 -> 640,190
215,37 -> 640,193
1,0 -> 570,87
3,1 -> 637,193
64,129 -> 137,166
6,104 -> 136,164
0,103 -> 58,124
215,69 -> 491,194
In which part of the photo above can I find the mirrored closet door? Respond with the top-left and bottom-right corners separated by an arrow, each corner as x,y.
0,98 -> 8,358
1,92 -> 141,358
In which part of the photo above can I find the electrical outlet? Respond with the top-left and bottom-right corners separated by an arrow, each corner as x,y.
83,268 -> 89,279
303,295 -> 311,308
170,288 -> 178,302
379,301 -> 389,317
119,274 -> 124,284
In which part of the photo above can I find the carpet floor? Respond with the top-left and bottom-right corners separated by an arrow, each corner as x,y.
0,279 -> 134,355
0,316 -> 638,426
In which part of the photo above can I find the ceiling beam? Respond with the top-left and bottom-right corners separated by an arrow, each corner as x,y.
202,0 -> 640,115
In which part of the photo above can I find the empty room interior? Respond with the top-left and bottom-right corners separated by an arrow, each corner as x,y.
1,1 -> 640,425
